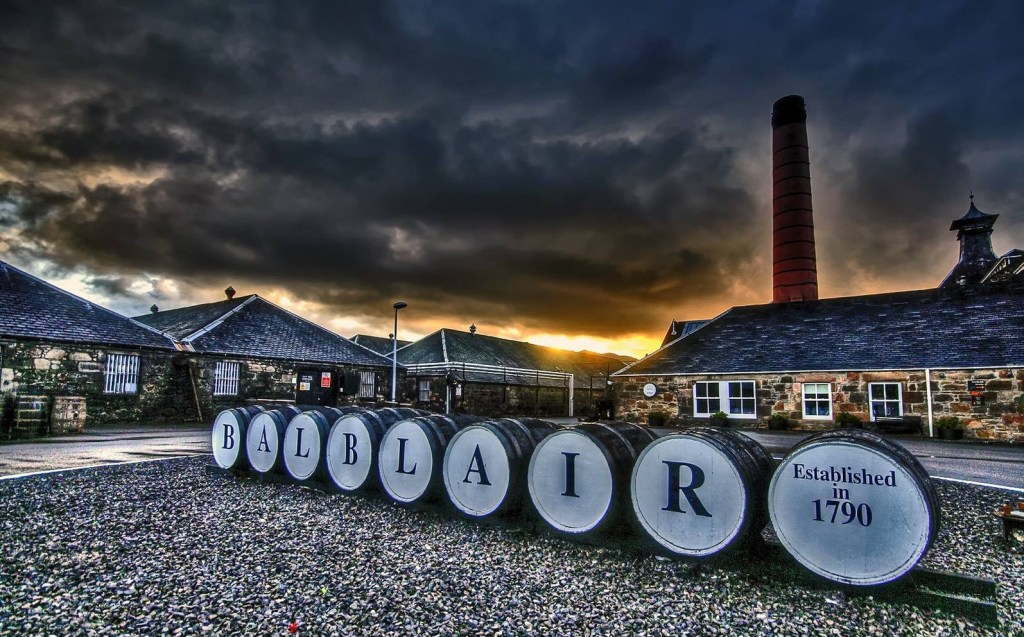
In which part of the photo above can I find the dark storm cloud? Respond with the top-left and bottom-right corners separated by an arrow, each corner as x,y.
1,0 -> 1023,341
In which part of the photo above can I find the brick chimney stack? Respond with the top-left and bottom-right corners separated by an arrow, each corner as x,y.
771,95 -> 818,303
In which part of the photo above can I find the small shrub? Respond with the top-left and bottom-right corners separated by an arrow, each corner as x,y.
935,415 -> 962,430
767,413 -> 789,430
835,411 -> 862,428
710,410 -> 729,426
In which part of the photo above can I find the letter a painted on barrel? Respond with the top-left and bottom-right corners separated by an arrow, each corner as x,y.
462,445 -> 492,485
257,426 -> 270,452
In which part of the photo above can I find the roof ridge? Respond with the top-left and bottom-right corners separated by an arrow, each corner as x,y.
180,295 -> 260,345
440,329 -> 449,363
612,308 -> 732,377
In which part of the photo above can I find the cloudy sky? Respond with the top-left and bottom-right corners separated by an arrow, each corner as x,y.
1,1 -> 1022,357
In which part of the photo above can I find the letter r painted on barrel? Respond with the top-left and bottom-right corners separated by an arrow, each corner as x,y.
662,461 -> 711,517
222,423 -> 235,449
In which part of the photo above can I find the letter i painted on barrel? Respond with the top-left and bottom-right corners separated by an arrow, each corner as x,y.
462,445 -> 491,485
222,423 -> 235,449
662,461 -> 711,517
342,432 -> 358,465
257,426 -> 270,452
294,427 -> 310,458
396,437 -> 417,474
561,452 -> 580,498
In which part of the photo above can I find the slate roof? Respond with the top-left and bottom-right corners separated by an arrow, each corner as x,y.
134,296 -> 394,367
351,334 -> 411,356
0,260 -> 175,350
398,329 -> 629,389
616,280 -> 1024,376
660,319 -> 711,346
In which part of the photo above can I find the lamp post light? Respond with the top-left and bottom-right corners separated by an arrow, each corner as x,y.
391,301 -> 407,403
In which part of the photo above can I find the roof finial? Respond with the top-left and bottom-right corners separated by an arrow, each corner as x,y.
225,285 -> 235,300
969,190 -> 974,205
469,323 -> 477,334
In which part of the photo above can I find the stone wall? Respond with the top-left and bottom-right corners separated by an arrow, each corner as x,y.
0,339 -> 192,429
614,368 -> 1024,442
405,375 -> 605,417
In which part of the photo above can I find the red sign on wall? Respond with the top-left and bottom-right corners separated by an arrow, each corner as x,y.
321,372 -> 332,388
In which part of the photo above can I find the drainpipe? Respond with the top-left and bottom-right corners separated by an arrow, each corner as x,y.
925,368 -> 934,438
568,373 -> 574,418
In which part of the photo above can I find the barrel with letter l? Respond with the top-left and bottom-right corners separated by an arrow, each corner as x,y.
378,414 -> 484,505
283,407 -> 363,482
443,418 -> 557,518
630,427 -> 773,558
527,422 -> 658,535
768,428 -> 941,586
211,405 -> 265,470
245,406 -> 302,474
326,407 -> 430,492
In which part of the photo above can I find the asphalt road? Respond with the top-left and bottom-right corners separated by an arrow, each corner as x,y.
1,424 -> 1022,492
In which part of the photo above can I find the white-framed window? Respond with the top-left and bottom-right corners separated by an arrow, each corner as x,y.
418,379 -> 431,402
104,353 -> 139,394
213,361 -> 241,396
868,382 -> 903,421
802,383 -> 832,419
693,380 -> 757,419
359,371 -> 375,399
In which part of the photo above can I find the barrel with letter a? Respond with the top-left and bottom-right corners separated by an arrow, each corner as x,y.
245,406 -> 301,474
442,418 -> 557,518
326,407 -> 429,492
527,422 -> 658,535
378,414 -> 484,505
630,427 -> 773,558
283,407 -> 357,482
211,405 -> 265,470
768,428 -> 941,586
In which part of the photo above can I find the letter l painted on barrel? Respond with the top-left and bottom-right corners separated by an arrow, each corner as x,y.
561,452 -> 580,498
294,427 -> 310,458
396,437 -> 417,474
222,423 -> 235,449
662,461 -> 711,517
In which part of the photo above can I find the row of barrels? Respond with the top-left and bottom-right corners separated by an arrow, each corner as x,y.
212,406 -> 940,587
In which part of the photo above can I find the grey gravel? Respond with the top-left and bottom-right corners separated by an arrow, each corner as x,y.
0,456 -> 1021,636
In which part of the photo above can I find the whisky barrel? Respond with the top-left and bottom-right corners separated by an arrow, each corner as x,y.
245,406 -> 301,474
326,407 -> 429,492
211,405 -> 266,469
527,422 -> 658,535
768,428 -> 941,586
282,408 -> 358,481
442,418 -> 557,518
378,414 -> 484,504
630,428 -> 773,558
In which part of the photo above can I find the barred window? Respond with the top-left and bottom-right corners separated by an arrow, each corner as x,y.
104,353 -> 139,394
359,371 -> 375,398
213,361 -> 241,396
418,379 -> 431,402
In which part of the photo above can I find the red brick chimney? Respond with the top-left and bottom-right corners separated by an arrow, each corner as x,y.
772,95 -> 818,303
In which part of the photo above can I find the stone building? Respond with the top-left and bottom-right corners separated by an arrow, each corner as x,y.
1,260 -> 187,435
133,291 -> 399,417
397,327 -> 628,418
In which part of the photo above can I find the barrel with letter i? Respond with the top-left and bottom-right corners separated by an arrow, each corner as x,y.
378,414 -> 485,505
245,406 -> 302,474
768,428 -> 941,586
283,407 -> 362,482
211,406 -> 266,470
630,427 -> 773,558
326,407 -> 429,492
442,418 -> 557,519
527,422 -> 658,536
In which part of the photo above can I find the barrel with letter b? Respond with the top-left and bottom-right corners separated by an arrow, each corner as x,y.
630,427 -> 773,558
283,407 -> 362,482
245,406 -> 302,474
326,407 -> 429,492
768,428 -> 941,586
443,418 -> 557,518
527,422 -> 658,535
211,405 -> 265,470
378,414 -> 484,505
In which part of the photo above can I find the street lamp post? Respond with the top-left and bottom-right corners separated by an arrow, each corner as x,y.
391,301 -> 407,403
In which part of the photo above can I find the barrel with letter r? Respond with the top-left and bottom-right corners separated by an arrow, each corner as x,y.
245,406 -> 302,474
527,422 -> 658,536
768,428 -> 941,586
442,418 -> 557,519
283,407 -> 364,482
326,407 -> 430,492
630,427 -> 773,558
211,405 -> 266,470
378,414 -> 484,505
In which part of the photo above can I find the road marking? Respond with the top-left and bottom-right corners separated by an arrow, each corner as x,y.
932,476 -> 1024,493
0,454 -> 209,481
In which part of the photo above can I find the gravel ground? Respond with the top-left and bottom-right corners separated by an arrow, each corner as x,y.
0,456 -> 1021,636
